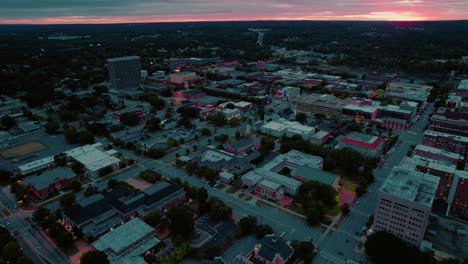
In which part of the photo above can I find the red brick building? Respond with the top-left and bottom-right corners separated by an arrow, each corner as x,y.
429,108 -> 468,137
447,171 -> 468,220
422,130 -> 468,156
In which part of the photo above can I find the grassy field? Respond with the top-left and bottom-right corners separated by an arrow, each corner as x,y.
0,141 -> 47,158
226,186 -> 238,194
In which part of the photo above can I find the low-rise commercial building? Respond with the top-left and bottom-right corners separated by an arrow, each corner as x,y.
336,132 -> 384,157
260,118 -> 315,140
23,167 -> 77,199
223,138 -> 260,155
455,79 -> 468,98
64,143 -> 121,178
242,150 -> 325,200
17,156 -> 55,175
192,146 -> 251,175
92,218 -> 161,264
373,166 -> 439,246
62,181 -> 185,240
422,130 -> 468,156
169,71 -> 199,87
244,234 -> 294,264
295,94 -> 351,117
386,82 -> 432,103
414,145 -> 462,165
429,108 -> 468,137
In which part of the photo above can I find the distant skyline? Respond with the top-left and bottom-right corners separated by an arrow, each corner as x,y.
1,0 -> 467,24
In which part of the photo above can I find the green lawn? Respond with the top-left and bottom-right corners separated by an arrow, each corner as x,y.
255,199 -> 276,208
226,186 -> 238,194
341,182 -> 357,192
216,184 -> 226,190
243,195 -> 253,201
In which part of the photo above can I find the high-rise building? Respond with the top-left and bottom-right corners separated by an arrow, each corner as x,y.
107,56 -> 142,90
373,166 -> 439,246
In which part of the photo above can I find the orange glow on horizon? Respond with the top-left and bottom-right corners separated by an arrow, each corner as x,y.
0,11 -> 444,25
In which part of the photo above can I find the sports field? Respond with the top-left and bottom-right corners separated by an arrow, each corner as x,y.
0,142 -> 47,158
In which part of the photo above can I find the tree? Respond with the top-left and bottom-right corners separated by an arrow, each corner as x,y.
197,187 -> 209,204
45,121 -> 60,134
145,211 -> 161,228
60,193 -> 76,209
70,180 -> 82,192
365,231 -> 432,264
238,216 -> 257,236
32,207 -> 51,225
206,112 -> 227,127
145,148 -> 165,159
314,113 -> 326,120
55,231 -> 74,249
80,250 -> 109,264
255,224 -> 273,238
1,115 -> 16,130
138,169 -> 162,183
84,185 -> 95,197
177,117 -> 193,129
0,170 -> 10,185
291,240 -> 316,264
64,128 -> 79,144
145,117 -> 161,132
86,122 -> 109,137
54,153 -> 68,167
203,245 -> 224,260
201,128 -> 211,136
78,130 -> 95,145
98,166 -> 114,177
341,203 -> 350,216
295,112 -> 307,124
16,256 -> 34,264
167,206 -> 194,241
120,112 -> 140,126
1,241 -> 21,262
206,198 -> 232,222
71,161 -> 85,175
177,106 -> 200,119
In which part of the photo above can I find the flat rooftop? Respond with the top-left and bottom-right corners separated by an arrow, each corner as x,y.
341,132 -> 384,149
415,144 -> 461,160
108,56 -> 140,62
261,150 -> 323,172
381,166 -> 439,207
23,167 -> 76,190
64,144 -> 121,172
422,214 -> 468,259
424,130 -> 468,143
457,79 -> 468,91
399,155 -> 456,174
18,156 -> 54,173
92,217 -> 156,254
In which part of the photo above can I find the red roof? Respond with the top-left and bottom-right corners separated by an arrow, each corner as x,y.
342,133 -> 384,149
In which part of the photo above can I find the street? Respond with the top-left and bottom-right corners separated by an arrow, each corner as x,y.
0,187 -> 70,264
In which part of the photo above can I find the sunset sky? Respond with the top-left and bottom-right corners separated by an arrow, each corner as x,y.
1,0 -> 467,24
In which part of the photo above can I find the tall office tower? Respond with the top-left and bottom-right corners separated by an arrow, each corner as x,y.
373,166 -> 439,246
107,56 -> 142,90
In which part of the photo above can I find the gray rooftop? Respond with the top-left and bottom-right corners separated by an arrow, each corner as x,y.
381,166 -> 439,207
92,217 -> 156,254
292,165 -> 338,185
23,167 -> 76,190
